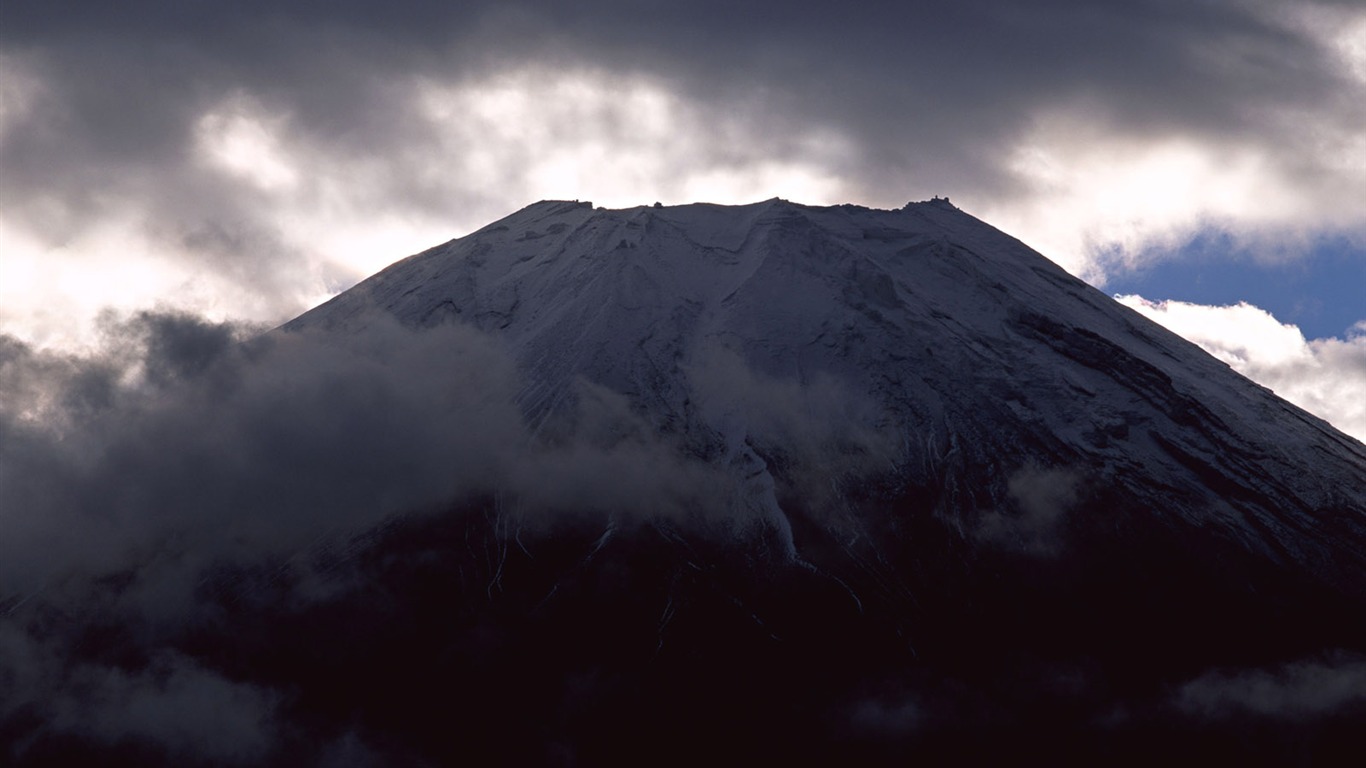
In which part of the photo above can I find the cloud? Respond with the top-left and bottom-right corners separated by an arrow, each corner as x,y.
1175,653 -> 1366,721
0,311 -> 526,599
974,464 -> 1082,555
503,378 -> 737,524
0,311 -> 887,565
0,306 -> 904,602
2,1 -> 1364,347
0,622 -> 280,764
846,694 -> 923,736
979,125 -> 1364,282
1116,296 -> 1366,442
686,346 -> 895,477
0,307 -> 912,762
57,655 -> 281,763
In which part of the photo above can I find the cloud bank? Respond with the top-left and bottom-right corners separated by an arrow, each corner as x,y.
6,312 -> 869,605
0,310 -> 905,762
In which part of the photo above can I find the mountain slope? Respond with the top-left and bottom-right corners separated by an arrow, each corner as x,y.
290,197 -> 1366,590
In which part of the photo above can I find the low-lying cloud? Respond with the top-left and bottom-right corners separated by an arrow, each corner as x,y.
0,310 -> 907,762
974,464 -> 1083,556
0,311 -> 525,596
687,347 -> 896,477
1175,652 -> 1366,721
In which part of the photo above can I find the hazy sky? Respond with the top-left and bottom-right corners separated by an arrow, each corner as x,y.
1,0 -> 1363,434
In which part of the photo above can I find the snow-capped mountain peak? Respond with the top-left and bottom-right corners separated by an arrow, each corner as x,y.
290,199 -> 1365,589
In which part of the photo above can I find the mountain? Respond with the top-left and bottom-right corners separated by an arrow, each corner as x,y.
291,197 -> 1366,584
280,198 -> 1366,762
9,199 -> 1366,766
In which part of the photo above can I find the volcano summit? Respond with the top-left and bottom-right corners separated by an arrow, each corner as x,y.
5,199 -> 1365,765
292,197 -> 1366,591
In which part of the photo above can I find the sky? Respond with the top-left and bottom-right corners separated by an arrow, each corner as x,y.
1,0 -> 1363,439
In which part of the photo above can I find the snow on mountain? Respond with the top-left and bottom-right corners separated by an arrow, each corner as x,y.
289,197 -> 1366,590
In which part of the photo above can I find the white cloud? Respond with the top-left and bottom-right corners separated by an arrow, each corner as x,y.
411,66 -> 854,211
0,65 -> 856,351
975,106 -> 1366,285
970,3 -> 1366,285
1116,296 -> 1366,442
982,124 -> 1295,281
0,215 -> 328,353
195,95 -> 300,192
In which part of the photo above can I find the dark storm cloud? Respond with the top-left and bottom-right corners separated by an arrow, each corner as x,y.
3,0 -> 1361,316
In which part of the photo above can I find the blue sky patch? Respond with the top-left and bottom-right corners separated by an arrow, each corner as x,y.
1106,232 -> 1366,341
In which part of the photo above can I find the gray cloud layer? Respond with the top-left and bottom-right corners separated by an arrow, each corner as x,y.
0,315 -> 510,609
0,310 -> 899,761
0,313 -> 777,600
3,0 -> 1363,332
